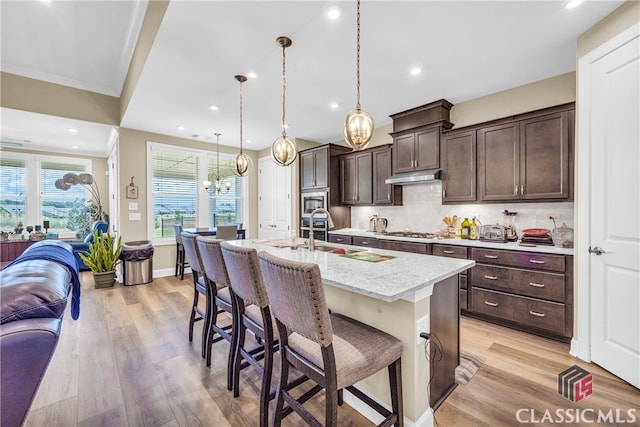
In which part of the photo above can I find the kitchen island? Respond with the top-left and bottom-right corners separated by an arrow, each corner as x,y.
227,239 -> 475,426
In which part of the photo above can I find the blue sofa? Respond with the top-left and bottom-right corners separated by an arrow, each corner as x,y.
68,220 -> 109,271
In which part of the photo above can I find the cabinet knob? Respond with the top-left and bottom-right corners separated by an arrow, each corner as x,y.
521,185 -> 524,195
514,184 -> 518,195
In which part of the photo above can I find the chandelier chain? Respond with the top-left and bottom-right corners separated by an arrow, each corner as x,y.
239,80 -> 244,154
282,43 -> 287,135
356,0 -> 361,110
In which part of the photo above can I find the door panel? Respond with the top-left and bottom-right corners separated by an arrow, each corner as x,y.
341,155 -> 356,205
478,123 -> 519,201
415,127 -> 439,170
355,152 -> 372,204
590,34 -> 640,388
393,133 -> 415,173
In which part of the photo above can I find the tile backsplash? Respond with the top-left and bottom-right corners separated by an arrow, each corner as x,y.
351,182 -> 574,233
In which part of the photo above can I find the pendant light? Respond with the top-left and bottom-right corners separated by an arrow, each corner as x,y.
203,133 -> 232,193
344,0 -> 374,151
232,75 -> 252,177
271,36 -> 297,166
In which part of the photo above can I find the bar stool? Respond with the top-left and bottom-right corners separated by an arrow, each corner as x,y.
215,224 -> 239,240
220,242 -> 279,427
195,237 -> 234,374
257,251 -> 404,427
173,224 -> 188,280
180,232 -> 212,361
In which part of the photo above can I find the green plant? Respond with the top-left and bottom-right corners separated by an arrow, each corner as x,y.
79,231 -> 122,273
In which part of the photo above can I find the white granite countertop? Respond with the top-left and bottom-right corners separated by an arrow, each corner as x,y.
227,239 -> 475,303
330,228 -> 574,256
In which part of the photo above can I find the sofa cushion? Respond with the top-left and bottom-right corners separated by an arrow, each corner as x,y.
0,260 -> 70,324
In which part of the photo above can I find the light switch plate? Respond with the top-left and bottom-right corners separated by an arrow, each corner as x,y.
129,212 -> 141,221
128,202 -> 138,211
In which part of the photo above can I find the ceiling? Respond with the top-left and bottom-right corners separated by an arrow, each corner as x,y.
0,0 -> 625,158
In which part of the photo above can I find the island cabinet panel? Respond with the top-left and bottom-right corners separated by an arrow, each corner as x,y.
352,236 -> 378,248
378,239 -> 428,254
441,129 -> 476,203
468,247 -> 573,342
433,244 -> 470,311
328,234 -> 352,245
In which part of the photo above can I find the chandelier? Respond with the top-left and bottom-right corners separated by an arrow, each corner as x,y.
203,133 -> 232,194
344,0 -> 374,151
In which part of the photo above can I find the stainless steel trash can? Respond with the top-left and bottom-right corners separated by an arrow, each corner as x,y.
121,240 -> 154,286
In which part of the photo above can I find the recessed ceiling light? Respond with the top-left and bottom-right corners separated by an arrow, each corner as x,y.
410,67 -> 422,76
246,139 -> 252,144
209,105 -> 219,111
326,5 -> 342,20
283,124 -> 289,129
330,102 -> 340,109
247,72 -> 257,79
67,127 -> 78,133
564,0 -> 584,9
71,145 -> 79,149
176,125 -> 185,130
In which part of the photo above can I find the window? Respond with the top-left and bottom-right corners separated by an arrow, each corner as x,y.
148,142 -> 247,243
0,158 -> 26,232
0,153 -> 92,237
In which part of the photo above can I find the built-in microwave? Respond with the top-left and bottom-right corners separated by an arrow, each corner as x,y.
301,191 -> 328,217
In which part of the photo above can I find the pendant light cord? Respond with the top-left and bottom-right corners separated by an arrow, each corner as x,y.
215,133 -> 220,181
356,0 -> 361,110
239,80 -> 244,155
281,43 -> 287,137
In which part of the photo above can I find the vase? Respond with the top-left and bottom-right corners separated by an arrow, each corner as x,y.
93,271 -> 116,288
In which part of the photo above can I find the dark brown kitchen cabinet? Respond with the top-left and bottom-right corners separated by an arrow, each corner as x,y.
477,108 -> 572,202
372,146 -> 402,205
392,126 -> 440,173
468,247 -> 573,342
328,234 -> 352,245
352,236 -> 379,248
378,239 -> 428,254
441,129 -> 476,203
432,244 -> 470,311
300,147 -> 329,190
340,152 -> 372,205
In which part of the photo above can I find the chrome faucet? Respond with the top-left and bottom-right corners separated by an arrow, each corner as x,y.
309,208 -> 335,252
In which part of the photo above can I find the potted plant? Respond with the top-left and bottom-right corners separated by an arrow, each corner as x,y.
78,230 -> 122,288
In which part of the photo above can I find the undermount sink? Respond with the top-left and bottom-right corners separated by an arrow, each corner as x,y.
304,245 -> 360,254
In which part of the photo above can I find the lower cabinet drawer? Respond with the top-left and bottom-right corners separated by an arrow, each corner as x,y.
460,289 -> 468,310
329,234 -> 352,245
471,248 -> 565,272
471,264 -> 565,302
352,236 -> 379,248
432,244 -> 468,259
470,287 -> 566,335
379,240 -> 428,254
459,273 -> 468,290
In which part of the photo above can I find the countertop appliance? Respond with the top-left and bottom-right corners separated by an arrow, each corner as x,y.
375,217 -> 388,233
479,225 -> 508,242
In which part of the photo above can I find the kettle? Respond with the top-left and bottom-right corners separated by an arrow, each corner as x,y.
369,214 -> 378,232
375,217 -> 388,233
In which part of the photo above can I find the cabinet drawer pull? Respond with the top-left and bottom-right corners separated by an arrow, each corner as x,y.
529,259 -> 545,264
529,310 -> 546,317
484,254 -> 498,259
484,275 -> 498,280
443,250 -> 455,254
361,241 -> 369,245
484,301 -> 498,307
528,282 -> 545,288
336,238 -> 343,242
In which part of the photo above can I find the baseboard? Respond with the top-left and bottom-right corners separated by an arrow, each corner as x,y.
343,389 -> 434,427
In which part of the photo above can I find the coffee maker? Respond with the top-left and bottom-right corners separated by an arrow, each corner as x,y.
502,210 -> 518,241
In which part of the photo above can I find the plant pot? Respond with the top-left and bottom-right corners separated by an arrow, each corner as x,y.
93,271 -> 116,288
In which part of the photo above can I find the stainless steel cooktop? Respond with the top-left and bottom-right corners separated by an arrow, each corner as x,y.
383,231 -> 436,239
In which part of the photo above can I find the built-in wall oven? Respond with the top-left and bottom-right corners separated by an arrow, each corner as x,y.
301,191 -> 328,218
300,217 -> 330,242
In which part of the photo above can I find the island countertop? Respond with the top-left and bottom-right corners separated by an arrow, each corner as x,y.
227,239 -> 475,303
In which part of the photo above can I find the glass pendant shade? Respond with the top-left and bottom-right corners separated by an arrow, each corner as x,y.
272,134 -> 297,166
202,180 -> 212,190
344,107 -> 374,150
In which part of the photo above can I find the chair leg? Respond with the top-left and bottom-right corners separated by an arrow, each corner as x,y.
273,347 -> 289,427
201,283 -> 214,360
338,389 -> 343,406
389,359 -> 403,427
259,332 -> 274,427
231,299 -> 245,397
189,285 -> 199,342
180,250 -> 186,280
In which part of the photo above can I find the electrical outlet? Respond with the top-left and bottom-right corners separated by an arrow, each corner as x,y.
416,315 -> 430,345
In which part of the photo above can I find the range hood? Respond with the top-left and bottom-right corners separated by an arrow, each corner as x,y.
385,169 -> 441,185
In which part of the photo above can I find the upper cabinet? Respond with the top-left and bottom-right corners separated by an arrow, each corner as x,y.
372,146 -> 402,205
477,106 -> 573,202
340,151 -> 373,205
392,127 -> 440,173
441,129 -> 477,203
389,99 -> 454,174
300,144 -> 351,191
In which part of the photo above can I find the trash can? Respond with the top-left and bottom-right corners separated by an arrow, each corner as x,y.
121,240 -> 154,286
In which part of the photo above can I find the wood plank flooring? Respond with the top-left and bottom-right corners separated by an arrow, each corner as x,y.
25,273 -> 638,426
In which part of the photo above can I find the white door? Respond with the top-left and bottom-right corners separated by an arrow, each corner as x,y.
258,157 -> 292,240
586,28 -> 640,388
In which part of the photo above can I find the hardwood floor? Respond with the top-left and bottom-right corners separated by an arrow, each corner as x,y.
26,273 -> 638,427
